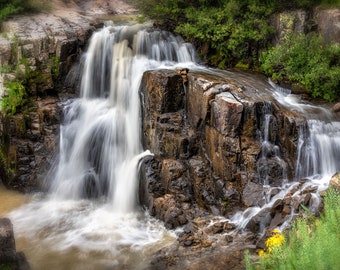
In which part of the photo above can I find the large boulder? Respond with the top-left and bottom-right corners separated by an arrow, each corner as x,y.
0,218 -> 30,270
140,68 -> 303,225
314,8 -> 340,44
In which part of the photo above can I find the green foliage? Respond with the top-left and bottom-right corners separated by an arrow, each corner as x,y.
50,54 -> 60,79
0,1 -> 22,23
175,0 -> 275,68
246,188 -> 340,270
132,0 -> 339,68
0,80 -> 25,115
0,0 -> 51,24
261,33 -> 340,101
0,263 -> 14,270
319,0 -> 340,7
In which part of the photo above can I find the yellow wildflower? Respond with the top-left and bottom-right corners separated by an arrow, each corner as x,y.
258,249 -> 267,257
265,230 -> 285,252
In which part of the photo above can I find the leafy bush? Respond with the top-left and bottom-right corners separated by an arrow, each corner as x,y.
175,0 -> 275,68
132,0 -> 339,69
246,188 -> 340,270
0,80 -> 25,115
0,1 -> 22,23
0,0 -> 51,24
261,33 -> 340,101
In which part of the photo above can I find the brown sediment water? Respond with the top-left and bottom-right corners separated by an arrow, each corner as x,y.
0,185 -> 30,217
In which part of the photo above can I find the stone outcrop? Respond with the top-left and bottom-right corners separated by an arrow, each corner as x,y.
314,8 -> 340,44
0,97 -> 61,191
271,7 -> 340,45
0,218 -> 30,270
140,69 -> 303,230
271,9 -> 309,45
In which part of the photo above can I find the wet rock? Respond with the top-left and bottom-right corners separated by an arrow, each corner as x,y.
160,159 -> 192,197
211,92 -> 243,137
256,157 -> 288,186
329,172 -> 340,192
140,70 -> 187,157
153,194 -> 188,229
176,68 -> 189,84
149,228 -> 255,270
0,218 -> 30,270
246,208 -> 272,233
2,97 -> 60,192
140,69 -> 302,225
242,182 -> 265,207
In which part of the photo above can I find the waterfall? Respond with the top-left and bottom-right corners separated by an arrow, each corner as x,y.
256,102 -> 288,186
8,23 -> 198,269
231,80 -> 340,231
50,24 -> 197,212
295,120 -> 340,185
269,79 -> 340,185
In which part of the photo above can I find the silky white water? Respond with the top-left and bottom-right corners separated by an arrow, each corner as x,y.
8,23 -> 198,269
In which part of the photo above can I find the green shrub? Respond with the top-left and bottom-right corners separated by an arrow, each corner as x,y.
0,0 -> 51,24
0,2 -> 22,23
0,80 -> 26,115
174,0 -> 275,68
132,0 -> 339,69
261,33 -> 340,101
246,188 -> 340,270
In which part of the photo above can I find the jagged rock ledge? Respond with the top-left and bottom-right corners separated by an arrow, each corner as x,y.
140,69 -> 304,225
138,68 -> 312,269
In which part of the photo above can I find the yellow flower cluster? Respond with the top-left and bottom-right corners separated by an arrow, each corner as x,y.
258,229 -> 285,257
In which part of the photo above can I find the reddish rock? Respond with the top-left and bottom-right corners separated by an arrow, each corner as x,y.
211,92 -> 243,137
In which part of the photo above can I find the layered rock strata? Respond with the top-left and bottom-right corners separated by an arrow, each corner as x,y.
139,69 -> 303,230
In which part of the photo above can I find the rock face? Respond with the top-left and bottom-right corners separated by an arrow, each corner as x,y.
314,8 -> 340,44
140,69 -> 303,229
0,218 -> 30,270
0,98 -> 61,191
271,7 -> 340,45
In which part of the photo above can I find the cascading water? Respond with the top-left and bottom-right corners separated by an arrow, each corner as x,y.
231,80 -> 340,231
295,120 -> 340,184
271,80 -> 340,185
256,102 -> 288,186
8,23 -> 198,269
